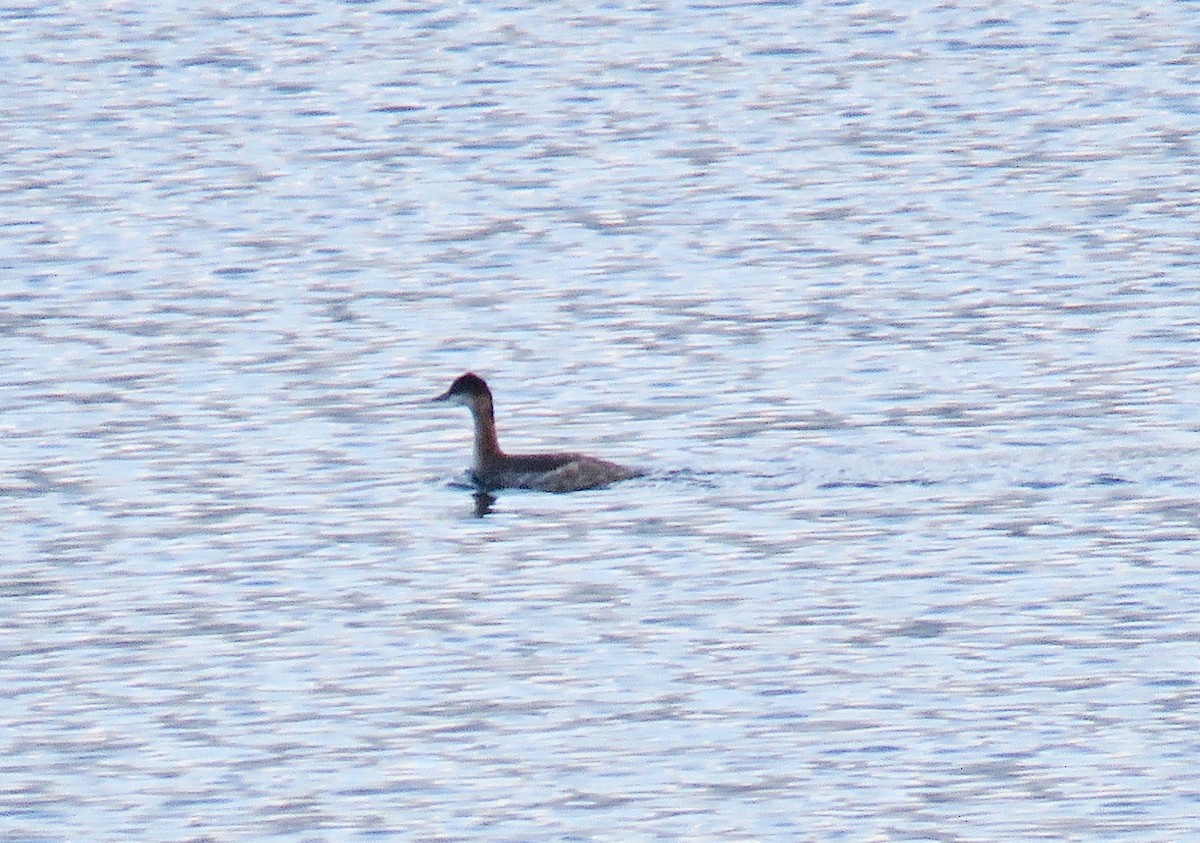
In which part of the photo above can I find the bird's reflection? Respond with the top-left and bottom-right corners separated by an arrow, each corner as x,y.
472,491 -> 496,517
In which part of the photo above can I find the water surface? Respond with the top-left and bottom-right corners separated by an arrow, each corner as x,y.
3,1 -> 1199,839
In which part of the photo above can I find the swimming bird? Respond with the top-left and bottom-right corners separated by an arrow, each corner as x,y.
433,372 -> 643,493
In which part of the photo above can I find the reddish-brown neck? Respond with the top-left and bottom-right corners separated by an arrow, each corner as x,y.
470,392 -> 503,472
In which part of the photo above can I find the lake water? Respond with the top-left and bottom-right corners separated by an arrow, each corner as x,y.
3,1 -> 1199,839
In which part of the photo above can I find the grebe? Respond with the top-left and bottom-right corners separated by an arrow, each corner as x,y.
433,372 -> 643,493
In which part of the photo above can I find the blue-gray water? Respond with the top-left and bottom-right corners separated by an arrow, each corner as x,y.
3,1 -> 1199,840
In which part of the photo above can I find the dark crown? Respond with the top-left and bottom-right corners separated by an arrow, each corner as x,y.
447,372 -> 489,396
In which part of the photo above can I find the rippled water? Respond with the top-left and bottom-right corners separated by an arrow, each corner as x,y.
3,1 -> 1200,839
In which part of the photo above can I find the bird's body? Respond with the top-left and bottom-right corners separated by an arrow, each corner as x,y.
434,373 -> 642,493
